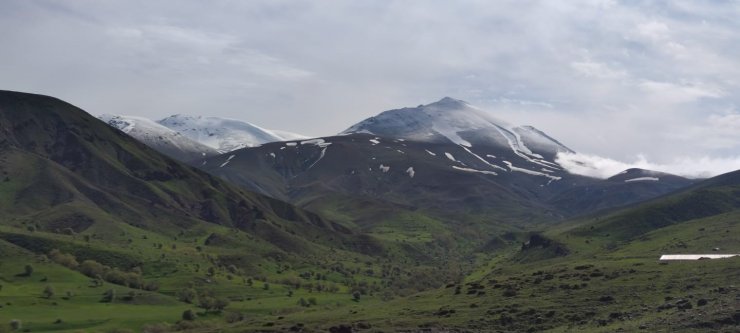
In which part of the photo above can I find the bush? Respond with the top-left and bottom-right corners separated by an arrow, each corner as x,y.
42,285 -> 55,299
182,309 -> 196,321
298,298 -> 308,307
143,281 -> 160,291
79,260 -> 106,278
102,289 -> 116,303
213,298 -> 229,312
178,288 -> 197,304
48,249 -> 79,269
224,311 -> 244,323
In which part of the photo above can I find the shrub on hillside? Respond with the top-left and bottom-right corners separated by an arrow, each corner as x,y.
22,265 -> 33,276
42,285 -> 55,299
49,249 -> 79,269
182,309 -> 196,321
9,319 -> 21,331
101,289 -> 116,303
178,288 -> 197,304
224,311 -> 244,323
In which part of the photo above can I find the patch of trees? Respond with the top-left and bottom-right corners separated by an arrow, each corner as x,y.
196,290 -> 230,312
176,288 -> 229,313
47,249 -> 159,291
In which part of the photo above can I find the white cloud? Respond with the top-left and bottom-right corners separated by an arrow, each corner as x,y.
635,21 -> 670,41
637,80 -> 723,104
570,61 -> 627,79
0,0 -> 739,164
556,152 -> 740,179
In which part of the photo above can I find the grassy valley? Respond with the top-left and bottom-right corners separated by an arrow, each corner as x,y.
0,91 -> 737,332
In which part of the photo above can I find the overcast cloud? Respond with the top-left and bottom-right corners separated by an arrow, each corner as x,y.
1,0 -> 739,177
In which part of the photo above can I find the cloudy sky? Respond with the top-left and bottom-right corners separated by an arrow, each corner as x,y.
2,0 -> 740,177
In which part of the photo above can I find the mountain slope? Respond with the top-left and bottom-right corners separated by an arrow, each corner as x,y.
98,114 -> 219,162
548,168 -> 695,215
198,98 -> 693,233
0,90 -> 349,252
559,168 -> 740,241
158,114 -> 307,153
342,97 -> 574,157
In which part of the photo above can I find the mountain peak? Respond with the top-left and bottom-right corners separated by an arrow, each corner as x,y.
430,96 -> 469,108
341,97 -> 571,155
157,114 -> 307,153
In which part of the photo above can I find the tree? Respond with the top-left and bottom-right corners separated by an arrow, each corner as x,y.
23,264 -> 33,276
102,289 -> 116,303
263,283 -> 270,290
178,288 -> 197,304
48,249 -> 79,268
213,298 -> 229,312
182,309 -> 196,321
10,319 -> 21,331
198,296 -> 215,311
42,285 -> 55,299
79,260 -> 106,278
352,291 -> 361,302
224,311 -> 244,323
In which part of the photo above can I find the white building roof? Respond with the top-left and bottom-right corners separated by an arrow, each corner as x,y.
659,254 -> 739,261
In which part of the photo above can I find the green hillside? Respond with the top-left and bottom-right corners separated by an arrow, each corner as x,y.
0,90 -> 737,332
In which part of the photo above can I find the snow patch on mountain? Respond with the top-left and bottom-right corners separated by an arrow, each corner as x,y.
625,177 -> 659,182
341,97 -> 573,174
452,166 -> 497,176
98,114 -> 218,161
301,138 -> 331,148
158,114 -> 307,153
220,155 -> 236,168
406,167 -> 415,178
460,145 -> 507,171
503,161 -> 561,183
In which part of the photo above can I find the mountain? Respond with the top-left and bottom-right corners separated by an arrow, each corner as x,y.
97,114 -> 219,162
561,168 -> 740,240
342,97 -> 574,158
0,90 -> 356,255
548,168 -> 695,215
158,114 -> 307,153
198,98 -> 693,233
0,90 -> 734,332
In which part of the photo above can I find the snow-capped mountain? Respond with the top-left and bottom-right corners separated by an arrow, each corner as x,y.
196,97 -> 693,224
98,114 -> 219,161
158,115 -> 308,153
342,97 -> 573,157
